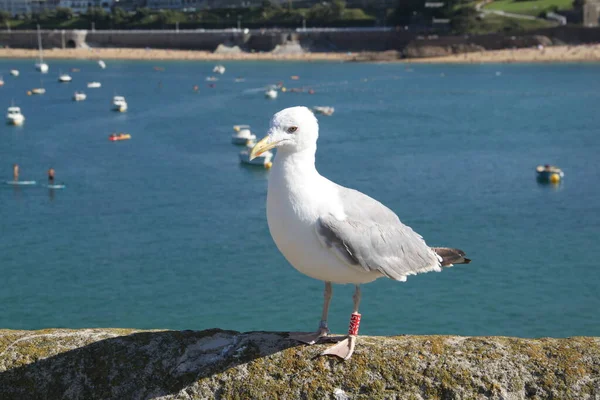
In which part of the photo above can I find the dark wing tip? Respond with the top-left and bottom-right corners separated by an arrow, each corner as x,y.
432,247 -> 471,266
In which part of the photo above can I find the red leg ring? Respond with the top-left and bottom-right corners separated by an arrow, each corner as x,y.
348,312 -> 361,336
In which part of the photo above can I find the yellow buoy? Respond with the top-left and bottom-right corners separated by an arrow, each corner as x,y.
265,162 -> 273,169
281,87 -> 287,92
550,174 -> 560,184
27,91 -> 31,96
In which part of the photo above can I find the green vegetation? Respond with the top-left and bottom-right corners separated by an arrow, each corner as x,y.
483,0 -> 573,16
0,1 -> 377,30
465,13 -> 555,33
451,1 -> 555,33
0,0 -> 566,33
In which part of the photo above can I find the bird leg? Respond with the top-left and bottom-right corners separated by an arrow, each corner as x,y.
321,285 -> 361,360
289,282 -> 332,344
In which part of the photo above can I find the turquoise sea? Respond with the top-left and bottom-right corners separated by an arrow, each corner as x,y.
0,59 -> 599,338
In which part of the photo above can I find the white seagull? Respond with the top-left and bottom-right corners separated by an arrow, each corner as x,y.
250,106 -> 471,360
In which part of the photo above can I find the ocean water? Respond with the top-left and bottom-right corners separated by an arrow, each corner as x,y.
0,59 -> 599,338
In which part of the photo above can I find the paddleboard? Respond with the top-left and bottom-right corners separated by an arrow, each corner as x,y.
46,184 -> 66,189
5,180 -> 36,185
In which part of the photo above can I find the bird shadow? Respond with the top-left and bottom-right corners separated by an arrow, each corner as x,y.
0,328 -> 302,400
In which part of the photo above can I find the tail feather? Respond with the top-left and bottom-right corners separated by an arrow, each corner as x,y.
432,247 -> 471,267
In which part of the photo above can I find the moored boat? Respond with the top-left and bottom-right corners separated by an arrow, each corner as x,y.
536,164 -> 564,183
73,91 -> 87,101
109,133 -> 131,141
6,106 -> 25,126
111,96 -> 128,112
231,125 -> 256,145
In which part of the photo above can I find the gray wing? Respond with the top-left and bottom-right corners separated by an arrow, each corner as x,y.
316,186 -> 442,281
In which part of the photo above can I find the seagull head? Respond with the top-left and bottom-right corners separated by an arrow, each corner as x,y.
249,106 -> 319,160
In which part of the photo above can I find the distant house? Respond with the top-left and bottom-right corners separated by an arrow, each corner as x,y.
2,0 -> 34,15
145,0 -> 251,9
58,0 -> 114,13
0,0 -> 114,15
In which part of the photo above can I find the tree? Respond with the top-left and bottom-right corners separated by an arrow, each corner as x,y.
308,3 -> 333,21
157,10 -> 171,25
84,7 -> 108,22
331,0 -> 346,19
450,5 -> 478,33
261,0 -> 282,11
55,7 -> 73,21
133,7 -> 152,22
112,7 -> 128,25
0,10 -> 10,23
32,9 -> 52,23
394,0 -> 425,19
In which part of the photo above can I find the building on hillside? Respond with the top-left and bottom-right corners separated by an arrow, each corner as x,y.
146,0 -> 182,9
57,0 -> 113,14
143,0 -> 393,11
58,0 -> 114,13
0,0 -> 113,14
145,0 -> 255,9
1,0 -> 32,15
110,0 -> 145,11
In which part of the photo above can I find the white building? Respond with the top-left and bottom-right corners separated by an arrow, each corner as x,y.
1,0 -> 33,15
57,0 -> 113,13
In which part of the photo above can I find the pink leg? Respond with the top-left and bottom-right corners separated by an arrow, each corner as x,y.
321,285 -> 361,360
290,282 -> 332,344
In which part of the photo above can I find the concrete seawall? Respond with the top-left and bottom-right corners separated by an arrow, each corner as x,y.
0,27 -> 600,56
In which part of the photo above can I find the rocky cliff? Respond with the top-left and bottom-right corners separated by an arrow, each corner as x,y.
0,329 -> 598,399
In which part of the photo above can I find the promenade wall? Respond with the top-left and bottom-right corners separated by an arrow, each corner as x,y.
0,26 -> 599,56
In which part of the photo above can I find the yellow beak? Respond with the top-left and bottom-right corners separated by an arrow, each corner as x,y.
249,135 -> 278,161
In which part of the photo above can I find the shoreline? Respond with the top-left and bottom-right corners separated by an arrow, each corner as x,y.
409,44 -> 600,64
0,45 -> 599,63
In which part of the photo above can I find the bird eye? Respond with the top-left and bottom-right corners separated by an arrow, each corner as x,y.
287,126 -> 298,133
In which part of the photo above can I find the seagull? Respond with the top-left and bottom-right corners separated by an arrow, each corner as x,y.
249,106 -> 471,360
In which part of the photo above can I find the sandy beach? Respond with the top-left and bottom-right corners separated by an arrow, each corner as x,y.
0,47 -> 355,62
411,44 -> 600,64
0,44 -> 599,63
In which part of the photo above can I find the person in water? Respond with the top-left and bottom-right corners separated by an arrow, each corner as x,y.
48,168 -> 55,184
13,164 -> 19,181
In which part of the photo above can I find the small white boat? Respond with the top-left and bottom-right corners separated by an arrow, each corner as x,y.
73,91 -> 86,101
35,63 -> 49,73
98,60 -> 106,69
313,106 -> 335,116
31,87 -> 46,95
213,64 -> 226,74
58,73 -> 72,83
87,82 -> 101,88
206,76 -> 218,82
231,125 -> 256,145
265,88 -> 278,99
10,69 -> 19,77
112,95 -> 128,112
35,25 -> 48,73
0,76 -> 4,86
239,140 -> 273,168
6,106 -> 25,125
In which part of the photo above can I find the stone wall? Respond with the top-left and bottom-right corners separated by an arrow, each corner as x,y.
1,328 -> 599,399
1,27 -> 600,56
85,31 -> 248,51
0,30 -> 86,49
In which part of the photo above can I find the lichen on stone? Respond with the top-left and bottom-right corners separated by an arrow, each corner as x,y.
0,329 -> 599,399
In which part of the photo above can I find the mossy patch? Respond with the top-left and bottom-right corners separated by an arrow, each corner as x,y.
1,329 -> 599,399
